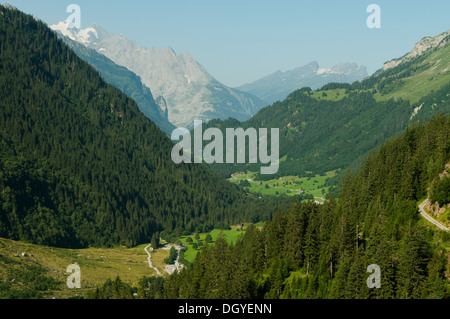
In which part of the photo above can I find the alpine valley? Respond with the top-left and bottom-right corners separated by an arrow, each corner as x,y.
0,5 -> 449,302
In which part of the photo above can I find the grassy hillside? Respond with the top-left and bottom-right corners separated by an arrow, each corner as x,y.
0,237 -> 169,299
311,38 -> 450,105
374,37 -> 450,103
0,225 -> 260,298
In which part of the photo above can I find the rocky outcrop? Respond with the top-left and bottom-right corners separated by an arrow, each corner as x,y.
382,30 -> 450,71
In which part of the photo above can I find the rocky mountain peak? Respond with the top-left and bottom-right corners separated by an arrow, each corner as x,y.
50,22 -> 266,128
382,29 -> 450,71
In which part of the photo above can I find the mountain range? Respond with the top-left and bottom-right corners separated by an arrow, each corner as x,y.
236,61 -> 368,104
50,20 -> 268,129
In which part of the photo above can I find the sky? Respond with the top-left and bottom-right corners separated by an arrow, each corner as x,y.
4,0 -> 450,87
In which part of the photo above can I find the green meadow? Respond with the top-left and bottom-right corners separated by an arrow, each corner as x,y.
228,170 -> 337,202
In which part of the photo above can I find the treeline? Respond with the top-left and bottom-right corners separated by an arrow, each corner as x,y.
0,7 -> 291,248
93,114 -> 449,299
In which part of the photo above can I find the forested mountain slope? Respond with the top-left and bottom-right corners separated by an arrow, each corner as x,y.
61,37 -> 176,136
0,7 -> 289,248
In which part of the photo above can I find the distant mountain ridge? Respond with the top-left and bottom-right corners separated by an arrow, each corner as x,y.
50,21 -> 267,128
236,61 -> 368,104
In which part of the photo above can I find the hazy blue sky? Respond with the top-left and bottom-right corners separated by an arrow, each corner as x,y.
5,0 -> 450,87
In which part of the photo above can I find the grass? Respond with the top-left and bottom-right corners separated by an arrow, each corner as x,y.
0,237 -> 167,299
374,44 -> 450,104
0,227 -> 255,298
438,207 -> 450,227
307,44 -> 450,106
228,170 -> 336,200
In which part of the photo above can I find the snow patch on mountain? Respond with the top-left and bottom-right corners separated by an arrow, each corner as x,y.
237,61 -> 368,104
51,20 -> 99,45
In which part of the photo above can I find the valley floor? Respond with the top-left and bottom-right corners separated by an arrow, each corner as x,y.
0,227 -> 248,298
0,237 -> 170,299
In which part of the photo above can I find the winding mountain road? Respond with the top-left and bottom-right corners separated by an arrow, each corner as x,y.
418,199 -> 449,232
144,244 -> 161,276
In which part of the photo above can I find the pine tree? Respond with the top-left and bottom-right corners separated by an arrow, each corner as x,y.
396,224 -> 432,299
